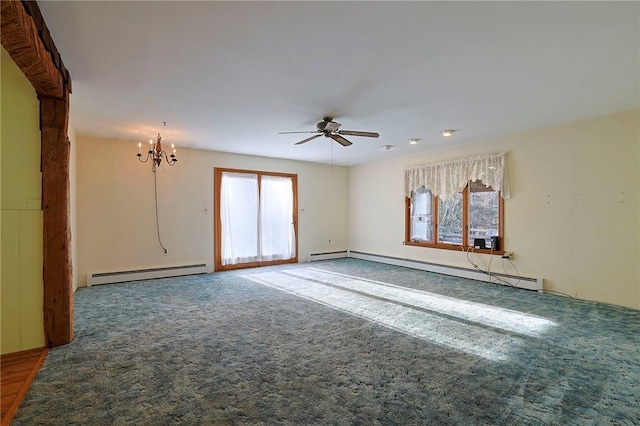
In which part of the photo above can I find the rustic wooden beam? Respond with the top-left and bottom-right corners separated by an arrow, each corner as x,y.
40,91 -> 74,347
2,0 -> 74,348
0,1 -> 64,97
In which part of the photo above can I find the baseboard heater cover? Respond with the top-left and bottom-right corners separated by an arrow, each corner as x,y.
307,251 -> 349,262
348,251 -> 543,292
87,264 -> 208,286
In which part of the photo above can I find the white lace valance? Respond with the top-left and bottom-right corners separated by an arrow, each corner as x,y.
405,152 -> 511,201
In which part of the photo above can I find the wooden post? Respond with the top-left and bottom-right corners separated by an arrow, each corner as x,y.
40,91 -> 73,347
2,0 -> 74,347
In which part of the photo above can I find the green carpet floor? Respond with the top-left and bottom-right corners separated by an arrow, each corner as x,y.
13,259 -> 640,425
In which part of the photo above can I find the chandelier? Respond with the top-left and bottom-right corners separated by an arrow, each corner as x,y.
137,133 -> 177,168
136,130 -> 177,254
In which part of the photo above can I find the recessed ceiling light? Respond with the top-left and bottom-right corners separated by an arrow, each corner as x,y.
409,138 -> 419,145
441,129 -> 455,137
381,144 -> 395,150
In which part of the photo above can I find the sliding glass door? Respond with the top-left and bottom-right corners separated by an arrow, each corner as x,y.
214,168 -> 297,271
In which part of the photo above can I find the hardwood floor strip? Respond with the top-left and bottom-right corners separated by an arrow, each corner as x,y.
1,348 -> 48,426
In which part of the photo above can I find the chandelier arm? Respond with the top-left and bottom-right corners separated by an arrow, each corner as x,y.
137,152 -> 152,163
160,150 -> 178,166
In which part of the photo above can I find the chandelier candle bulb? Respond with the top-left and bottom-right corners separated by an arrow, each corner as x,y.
137,142 -> 141,155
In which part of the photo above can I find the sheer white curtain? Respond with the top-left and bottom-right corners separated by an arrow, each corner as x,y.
260,175 -> 296,261
220,172 -> 259,265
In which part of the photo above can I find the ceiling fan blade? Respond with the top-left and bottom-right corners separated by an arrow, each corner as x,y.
279,131 -> 320,135
330,134 -> 353,147
295,134 -> 323,145
337,130 -> 380,138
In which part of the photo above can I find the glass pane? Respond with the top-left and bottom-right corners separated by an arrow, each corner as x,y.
468,180 -> 499,248
220,172 -> 259,265
260,175 -> 296,261
410,189 -> 432,242
438,193 -> 463,245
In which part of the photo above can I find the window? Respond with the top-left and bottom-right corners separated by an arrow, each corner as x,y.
406,180 -> 504,253
409,188 -> 433,242
438,192 -> 463,245
468,180 -> 500,249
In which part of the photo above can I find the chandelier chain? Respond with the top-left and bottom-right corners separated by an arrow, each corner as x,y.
153,165 -> 168,254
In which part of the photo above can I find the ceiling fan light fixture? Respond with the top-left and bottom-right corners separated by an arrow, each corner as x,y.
323,121 -> 341,132
409,138 -> 419,145
381,144 -> 395,150
441,129 -> 455,137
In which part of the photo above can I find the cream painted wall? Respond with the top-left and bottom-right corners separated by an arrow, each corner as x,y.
76,135 -> 348,287
349,109 -> 640,309
69,124 -> 78,293
1,47 -> 45,354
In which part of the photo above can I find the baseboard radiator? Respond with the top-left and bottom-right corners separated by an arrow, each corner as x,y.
348,251 -> 543,292
307,251 -> 349,262
87,264 -> 208,286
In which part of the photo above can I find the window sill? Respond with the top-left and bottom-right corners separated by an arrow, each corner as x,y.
404,240 -> 505,256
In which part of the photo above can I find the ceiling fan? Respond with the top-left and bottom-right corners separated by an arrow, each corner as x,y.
279,117 -> 379,146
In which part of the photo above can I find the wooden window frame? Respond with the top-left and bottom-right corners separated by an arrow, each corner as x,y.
405,183 -> 505,255
214,167 -> 298,271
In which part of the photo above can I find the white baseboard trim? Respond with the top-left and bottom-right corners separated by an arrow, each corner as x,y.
307,251 -> 349,262
347,251 -> 543,292
87,264 -> 208,286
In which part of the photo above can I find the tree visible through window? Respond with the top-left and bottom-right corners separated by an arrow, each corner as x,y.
438,192 -> 463,245
468,180 -> 499,248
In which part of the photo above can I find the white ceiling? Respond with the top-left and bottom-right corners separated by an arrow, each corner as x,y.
38,1 -> 639,166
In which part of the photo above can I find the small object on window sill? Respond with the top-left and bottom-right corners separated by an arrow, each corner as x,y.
473,238 -> 486,249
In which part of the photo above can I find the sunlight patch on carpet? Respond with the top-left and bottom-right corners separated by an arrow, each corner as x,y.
293,267 -> 556,336
244,269 -> 526,361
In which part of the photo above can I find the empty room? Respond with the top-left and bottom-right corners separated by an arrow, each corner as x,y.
1,1 -> 639,425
